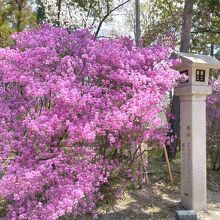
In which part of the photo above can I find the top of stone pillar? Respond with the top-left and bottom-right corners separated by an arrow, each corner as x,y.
173,52 -> 220,96
173,52 -> 220,69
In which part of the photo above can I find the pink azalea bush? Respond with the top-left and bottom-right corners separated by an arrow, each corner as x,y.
207,75 -> 220,124
0,24 -> 180,219
207,74 -> 220,170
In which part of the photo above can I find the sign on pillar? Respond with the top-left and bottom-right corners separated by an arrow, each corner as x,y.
173,52 -> 220,212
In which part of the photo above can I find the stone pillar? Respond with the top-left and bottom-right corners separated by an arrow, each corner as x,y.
179,94 -> 207,211
175,83 -> 212,212
172,51 -> 220,212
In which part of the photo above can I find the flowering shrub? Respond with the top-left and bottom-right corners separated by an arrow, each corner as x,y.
0,24 -> 180,219
207,74 -> 220,171
0,148 -> 110,219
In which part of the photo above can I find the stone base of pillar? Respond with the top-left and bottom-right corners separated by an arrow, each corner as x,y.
176,210 -> 197,220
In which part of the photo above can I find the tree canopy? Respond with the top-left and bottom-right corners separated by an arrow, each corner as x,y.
0,0 -> 36,47
143,0 -> 220,57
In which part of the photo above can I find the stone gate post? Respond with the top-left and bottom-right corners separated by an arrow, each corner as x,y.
173,52 -> 220,211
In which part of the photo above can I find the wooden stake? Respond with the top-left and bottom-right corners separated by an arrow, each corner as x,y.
163,144 -> 173,184
139,143 -> 150,186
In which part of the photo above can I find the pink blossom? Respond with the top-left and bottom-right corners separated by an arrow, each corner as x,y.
0,24 -> 180,219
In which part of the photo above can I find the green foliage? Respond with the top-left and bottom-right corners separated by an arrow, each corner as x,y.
143,0 -> 183,46
71,0 -> 114,28
0,0 -> 14,47
36,0 -> 46,24
191,0 -> 220,56
143,0 -> 220,57
0,0 -> 37,48
71,0 -> 113,18
0,195 -> 7,218
0,24 -> 14,47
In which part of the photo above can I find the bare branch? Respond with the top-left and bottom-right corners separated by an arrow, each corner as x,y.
95,0 -> 131,37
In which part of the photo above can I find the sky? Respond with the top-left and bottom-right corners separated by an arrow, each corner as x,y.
35,0 -> 150,39
30,0 -> 155,44
99,0 -> 135,38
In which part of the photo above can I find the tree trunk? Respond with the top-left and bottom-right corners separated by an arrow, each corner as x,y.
210,44 -> 214,57
166,0 -> 194,161
180,0 -> 194,52
36,0 -> 46,24
57,0 -> 62,27
16,0 -> 24,32
135,0 -> 141,46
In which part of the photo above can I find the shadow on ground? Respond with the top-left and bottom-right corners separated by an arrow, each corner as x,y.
95,152 -> 220,220
97,183 -> 182,219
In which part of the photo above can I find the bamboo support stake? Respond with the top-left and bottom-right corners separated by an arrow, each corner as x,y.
163,144 -> 173,184
139,144 -> 150,186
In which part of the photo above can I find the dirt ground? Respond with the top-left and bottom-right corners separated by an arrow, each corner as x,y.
95,152 -> 220,220
95,184 -> 220,220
